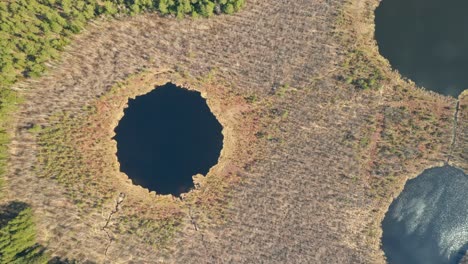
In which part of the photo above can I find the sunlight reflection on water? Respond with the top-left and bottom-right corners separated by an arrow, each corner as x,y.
382,166 -> 468,264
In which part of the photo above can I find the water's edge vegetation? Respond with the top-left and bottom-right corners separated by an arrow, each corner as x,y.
0,0 -> 464,262
114,83 -> 224,196
0,0 -> 245,191
0,1 -> 244,261
375,0 -> 468,97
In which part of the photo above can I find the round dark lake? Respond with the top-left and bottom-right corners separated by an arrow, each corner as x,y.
382,166 -> 468,264
375,0 -> 468,97
114,83 -> 223,196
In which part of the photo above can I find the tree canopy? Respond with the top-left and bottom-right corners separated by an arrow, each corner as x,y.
0,1 -> 245,262
0,0 -> 245,88
0,0 -> 245,193
0,202 -> 48,264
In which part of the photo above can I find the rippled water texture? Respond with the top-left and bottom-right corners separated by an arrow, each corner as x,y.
375,0 -> 468,97
382,166 -> 468,264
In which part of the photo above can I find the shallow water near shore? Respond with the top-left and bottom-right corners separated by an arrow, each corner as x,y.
382,166 -> 468,264
375,0 -> 468,97
114,83 -> 223,196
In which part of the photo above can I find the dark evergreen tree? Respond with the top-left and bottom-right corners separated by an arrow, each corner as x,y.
0,202 -> 48,264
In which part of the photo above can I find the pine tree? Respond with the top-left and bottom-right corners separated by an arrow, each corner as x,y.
223,3 -> 234,14
0,202 -> 48,264
159,0 -> 169,14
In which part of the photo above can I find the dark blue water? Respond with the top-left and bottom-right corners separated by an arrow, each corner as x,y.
375,0 -> 468,97
114,83 -> 223,196
382,166 -> 468,264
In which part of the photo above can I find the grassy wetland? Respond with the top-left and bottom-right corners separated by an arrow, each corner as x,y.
0,0 -> 466,263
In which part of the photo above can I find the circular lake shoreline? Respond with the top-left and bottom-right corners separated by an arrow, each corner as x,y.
382,165 -> 468,264
375,0 -> 468,97
113,83 -> 224,196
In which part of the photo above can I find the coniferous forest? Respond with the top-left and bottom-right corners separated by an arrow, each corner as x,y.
0,0 -> 245,87
0,0 -> 245,190
0,1 -> 244,261
0,202 -> 48,263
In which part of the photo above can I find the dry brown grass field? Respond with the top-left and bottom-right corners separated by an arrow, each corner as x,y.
2,0 -> 466,263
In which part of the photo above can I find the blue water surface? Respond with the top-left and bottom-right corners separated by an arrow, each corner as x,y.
382,166 -> 468,264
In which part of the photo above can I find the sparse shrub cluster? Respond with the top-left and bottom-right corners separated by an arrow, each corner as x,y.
0,202 -> 49,264
118,216 -> 182,249
0,0 -> 245,190
37,112 -> 111,209
0,0 -> 245,87
0,1 -> 245,257
342,49 -> 385,90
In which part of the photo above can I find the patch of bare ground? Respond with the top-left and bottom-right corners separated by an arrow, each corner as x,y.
2,0 -> 465,263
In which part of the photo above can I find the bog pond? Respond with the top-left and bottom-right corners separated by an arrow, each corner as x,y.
375,0 -> 468,97
114,83 -> 223,196
376,0 -> 468,262
382,166 -> 468,264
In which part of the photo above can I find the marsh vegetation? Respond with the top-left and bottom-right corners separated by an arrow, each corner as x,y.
0,0 -> 464,262
0,0 -> 245,192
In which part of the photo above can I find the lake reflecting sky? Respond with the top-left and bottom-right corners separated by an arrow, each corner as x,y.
382,166 -> 468,264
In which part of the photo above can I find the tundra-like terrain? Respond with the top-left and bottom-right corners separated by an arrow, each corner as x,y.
3,0 -> 466,263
